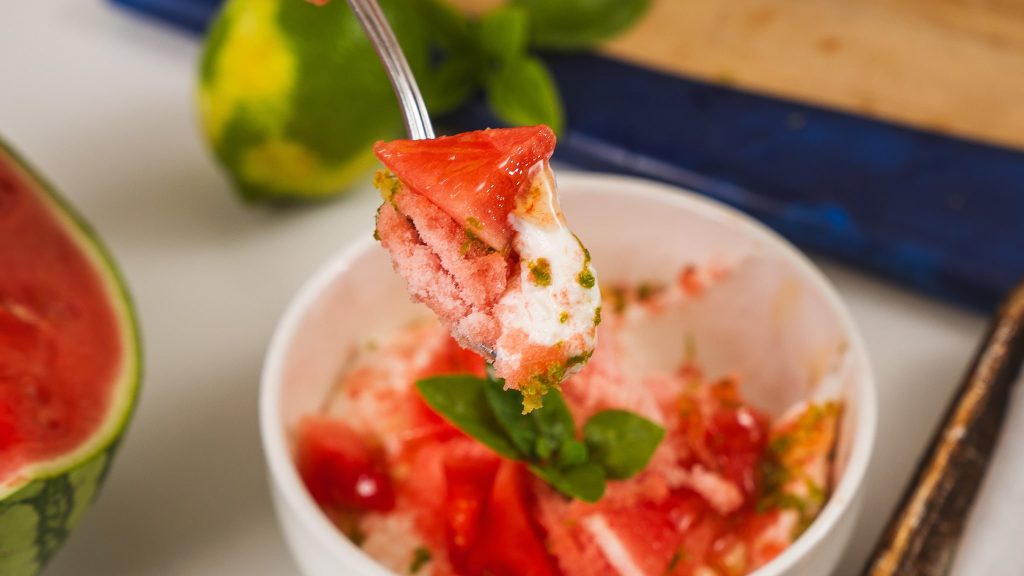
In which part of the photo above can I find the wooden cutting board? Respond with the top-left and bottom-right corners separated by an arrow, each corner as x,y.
457,0 -> 1024,150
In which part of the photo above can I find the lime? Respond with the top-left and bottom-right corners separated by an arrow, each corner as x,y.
198,0 -> 428,203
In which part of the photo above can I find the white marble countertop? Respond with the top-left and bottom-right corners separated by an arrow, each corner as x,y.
1,2 -> 997,574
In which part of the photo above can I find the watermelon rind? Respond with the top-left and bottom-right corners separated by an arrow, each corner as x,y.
0,140 -> 143,575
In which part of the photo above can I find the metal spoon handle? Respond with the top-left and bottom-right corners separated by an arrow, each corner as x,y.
346,0 -> 434,140
346,0 -> 496,362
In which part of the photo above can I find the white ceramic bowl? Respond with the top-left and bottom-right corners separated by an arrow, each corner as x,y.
261,173 -> 877,576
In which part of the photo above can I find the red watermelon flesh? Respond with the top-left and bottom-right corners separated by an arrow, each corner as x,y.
295,416 -> 396,512
373,126 -> 557,251
0,155 -> 126,484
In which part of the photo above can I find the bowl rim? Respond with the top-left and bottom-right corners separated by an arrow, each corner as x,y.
260,171 -> 878,576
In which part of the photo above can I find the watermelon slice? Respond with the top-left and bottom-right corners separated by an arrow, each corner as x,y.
373,125 -> 556,251
0,140 -> 141,576
296,416 -> 395,513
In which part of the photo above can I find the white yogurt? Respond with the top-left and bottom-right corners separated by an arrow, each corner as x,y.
494,164 -> 601,375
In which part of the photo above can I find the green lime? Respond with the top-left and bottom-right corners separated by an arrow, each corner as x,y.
197,0 -> 427,203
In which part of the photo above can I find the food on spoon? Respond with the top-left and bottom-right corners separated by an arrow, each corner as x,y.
373,126 -> 600,412
0,140 -> 141,576
296,269 -> 841,575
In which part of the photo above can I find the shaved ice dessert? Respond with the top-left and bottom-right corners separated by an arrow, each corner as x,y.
373,126 -> 600,412
294,267 -> 841,576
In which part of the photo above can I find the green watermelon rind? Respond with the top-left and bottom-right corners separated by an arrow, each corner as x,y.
0,448 -> 117,575
0,141 -> 143,574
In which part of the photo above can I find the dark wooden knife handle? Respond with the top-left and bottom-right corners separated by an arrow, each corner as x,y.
862,285 -> 1024,575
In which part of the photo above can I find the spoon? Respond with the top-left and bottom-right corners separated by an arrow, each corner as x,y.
345,0 -> 433,140
345,0 -> 497,362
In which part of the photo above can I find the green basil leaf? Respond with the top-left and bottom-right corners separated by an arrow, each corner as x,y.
558,437 -> 588,467
530,462 -> 606,502
530,388 -> 575,446
486,56 -> 564,134
416,375 -> 521,459
534,435 -> 557,460
414,0 -> 482,115
512,0 -> 651,51
423,55 -> 482,115
476,6 -> 529,63
584,409 -> 665,479
484,378 -> 577,460
483,379 -> 539,456
416,0 -> 474,51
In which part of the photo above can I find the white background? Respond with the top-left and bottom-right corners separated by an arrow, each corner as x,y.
0,1 -> 994,574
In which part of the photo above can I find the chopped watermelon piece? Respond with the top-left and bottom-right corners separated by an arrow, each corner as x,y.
443,448 -> 501,551
706,405 -> 770,501
592,493 -> 710,575
296,416 -> 395,512
539,485 -> 793,576
373,126 -> 556,251
701,378 -> 771,503
416,334 -> 489,380
446,459 -> 559,576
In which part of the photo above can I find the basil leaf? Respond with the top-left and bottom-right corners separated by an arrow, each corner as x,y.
416,0 -> 474,51
419,375 -> 663,503
483,379 -> 539,456
486,56 -> 564,134
477,6 -> 529,63
484,379 -> 577,461
414,0 -> 481,115
535,435 -> 557,460
584,410 -> 665,479
416,375 -> 521,459
558,437 -> 588,467
530,388 -> 575,447
530,462 -> 606,503
513,0 -> 651,50
423,55 -> 482,115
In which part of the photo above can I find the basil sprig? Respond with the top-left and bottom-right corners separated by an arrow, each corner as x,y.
512,0 -> 652,51
414,0 -> 651,134
417,373 -> 664,502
